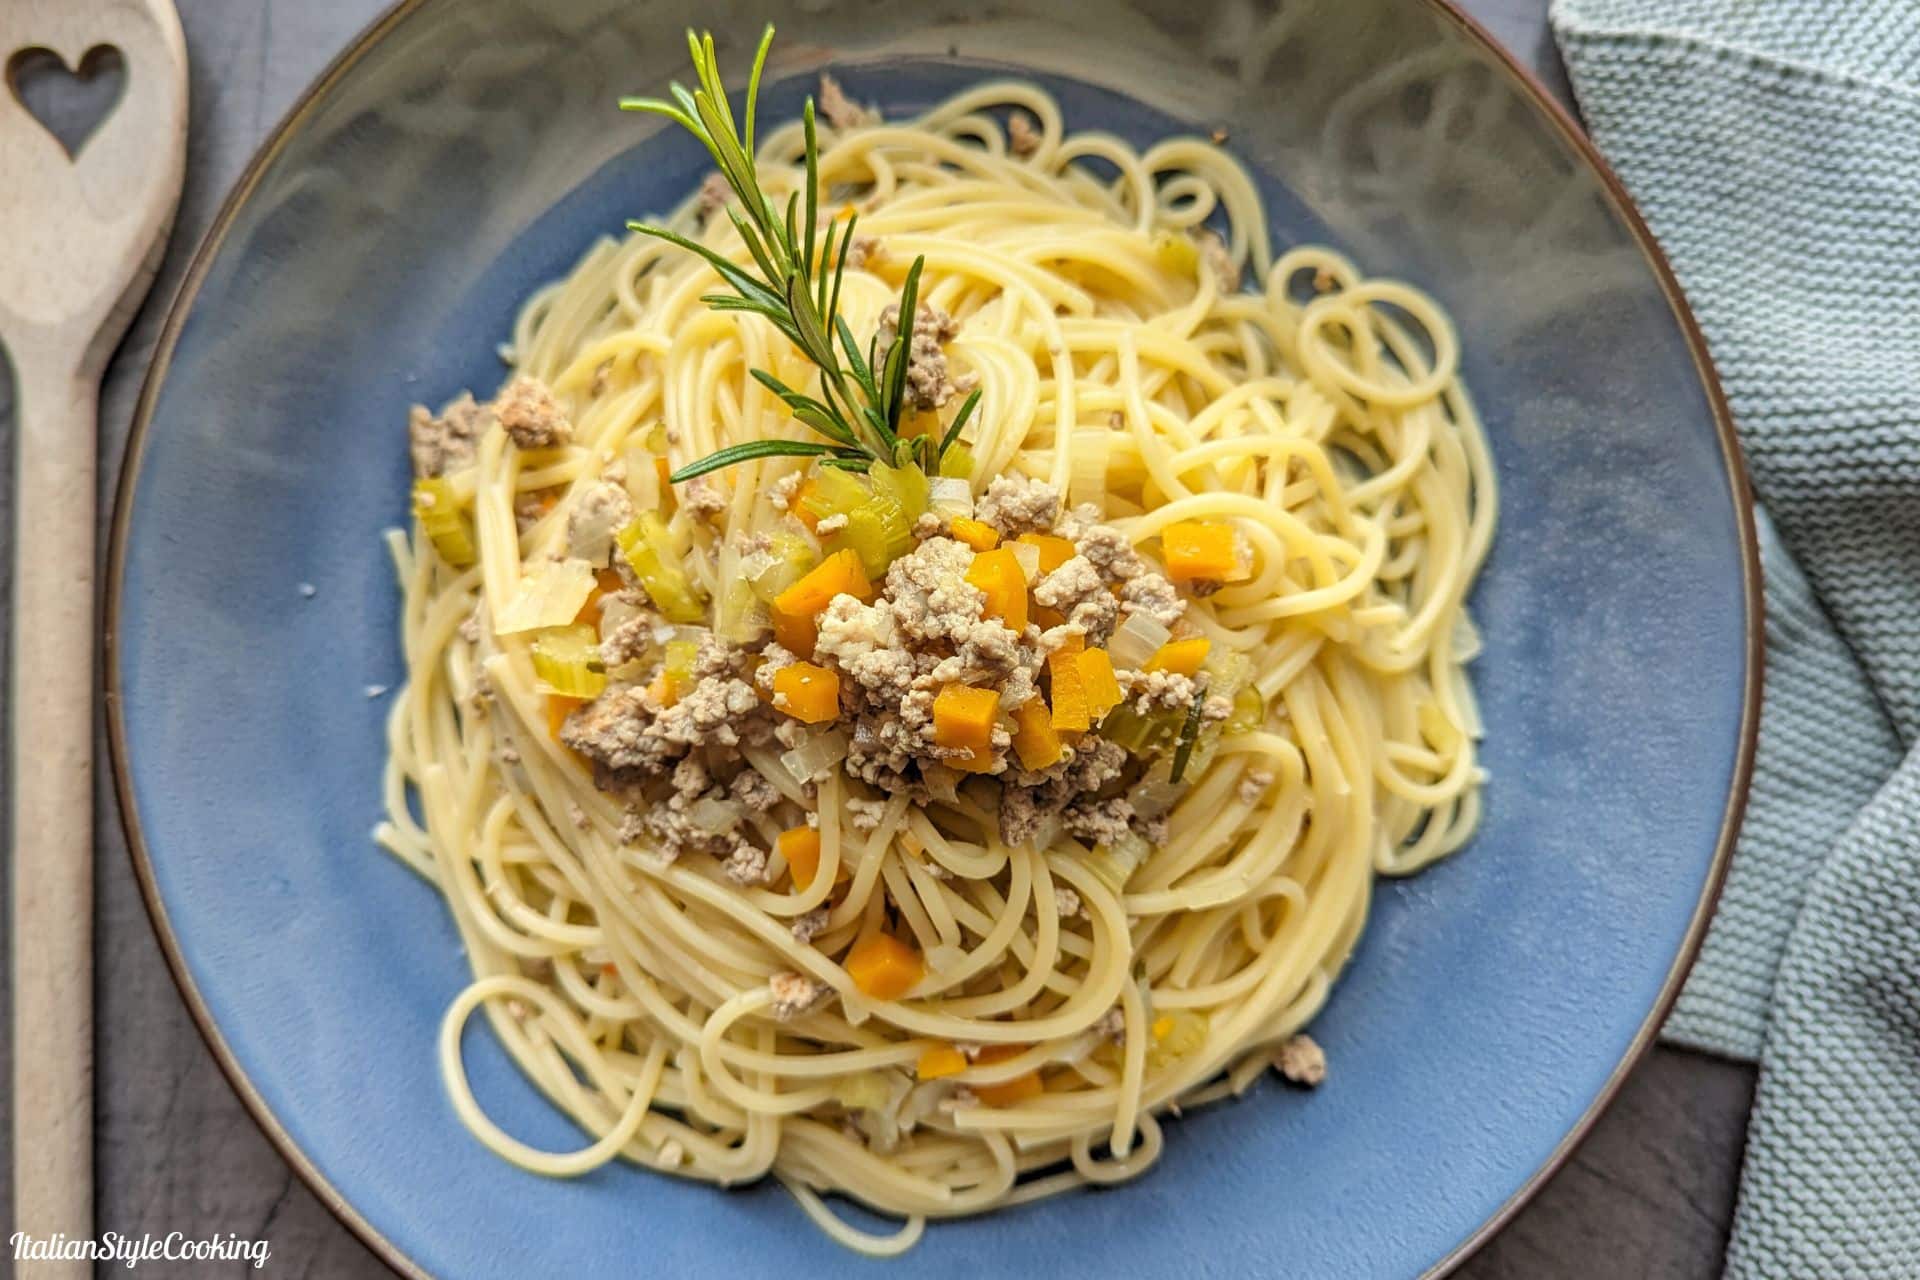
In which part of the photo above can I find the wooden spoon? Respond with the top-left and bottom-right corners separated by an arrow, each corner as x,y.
0,1 -> 186,1268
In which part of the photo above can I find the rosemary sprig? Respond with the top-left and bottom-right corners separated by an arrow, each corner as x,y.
621,27 -> 973,484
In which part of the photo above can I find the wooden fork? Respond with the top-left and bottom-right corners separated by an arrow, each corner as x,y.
0,1 -> 186,1269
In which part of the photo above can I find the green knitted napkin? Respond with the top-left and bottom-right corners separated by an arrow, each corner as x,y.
1553,1 -> 1920,1272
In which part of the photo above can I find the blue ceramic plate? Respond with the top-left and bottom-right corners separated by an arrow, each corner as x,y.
109,0 -> 1758,1275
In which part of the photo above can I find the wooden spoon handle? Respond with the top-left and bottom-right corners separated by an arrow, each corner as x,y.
11,347 -> 95,1276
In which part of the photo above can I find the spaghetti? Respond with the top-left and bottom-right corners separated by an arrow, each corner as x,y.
377,73 -> 1494,1255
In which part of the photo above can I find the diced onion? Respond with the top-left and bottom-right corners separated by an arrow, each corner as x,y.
686,797 -> 745,834
780,729 -> 850,785
1452,610 -> 1483,664
747,533 -> 817,603
830,1071 -> 895,1112
928,476 -> 973,521
1131,768 -> 1186,820
923,944 -> 967,975
622,444 -> 660,511
1085,830 -> 1150,894
1451,667 -> 1484,739
1009,541 -> 1041,583
1108,613 -> 1172,668
495,558 -> 598,634
1069,433 -> 1109,509
1025,812 -> 1063,853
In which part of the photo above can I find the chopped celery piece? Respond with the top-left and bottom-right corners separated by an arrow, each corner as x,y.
1147,1009 -> 1209,1070
411,477 -> 476,567
829,500 -> 915,578
938,444 -> 974,479
746,532 -> 817,603
662,638 -> 699,684
1099,702 -> 1182,756
531,625 -> 607,698
615,514 -> 705,623
868,460 -> 930,524
1181,648 -> 1256,772
800,466 -> 871,523
495,558 -> 598,634
1227,684 -> 1265,734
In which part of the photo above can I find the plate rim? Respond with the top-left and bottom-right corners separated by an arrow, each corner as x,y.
103,2 -> 1763,1275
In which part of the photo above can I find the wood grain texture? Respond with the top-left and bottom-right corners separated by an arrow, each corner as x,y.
0,1 -> 1751,1275
1,0 -> 186,1270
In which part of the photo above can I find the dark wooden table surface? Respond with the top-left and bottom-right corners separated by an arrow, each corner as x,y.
0,0 -> 1755,1274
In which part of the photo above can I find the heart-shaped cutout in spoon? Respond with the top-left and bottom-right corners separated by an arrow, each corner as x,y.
6,43 -> 125,159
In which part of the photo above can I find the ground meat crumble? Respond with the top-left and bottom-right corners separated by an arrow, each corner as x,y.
817,73 -> 872,131
877,303 -> 978,411
408,393 -> 485,477
494,375 -> 573,449
1276,1033 -> 1326,1087
539,475 -> 1226,881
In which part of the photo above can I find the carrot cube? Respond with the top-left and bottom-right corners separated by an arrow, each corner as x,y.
916,1044 -> 968,1081
1048,647 -> 1091,731
845,933 -> 924,1001
1145,636 -> 1211,676
974,1071 -> 1044,1107
965,547 -> 1029,631
779,825 -> 822,889
948,517 -> 1000,551
772,662 -> 841,723
933,684 -> 1001,772
1077,648 -> 1124,718
1010,698 -> 1065,771
1016,533 -> 1076,574
1161,520 -> 1249,584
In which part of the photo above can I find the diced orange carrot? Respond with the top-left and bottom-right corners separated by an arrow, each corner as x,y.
1048,648 -> 1090,731
546,694 -> 584,740
791,476 -> 822,533
776,548 -> 874,615
933,684 -> 1000,772
575,567 -> 629,628
965,547 -> 1028,631
779,825 -> 822,889
647,671 -> 682,708
772,662 -> 841,723
974,1071 -> 1044,1108
769,600 -> 818,658
1010,698 -> 1064,771
970,1044 -> 1041,1105
1145,636 -> 1211,676
1161,520 -> 1250,584
1077,648 -> 1124,718
845,933 -> 924,1001
1016,533 -> 1076,575
948,517 -> 1000,551
770,602 -> 815,655
916,1044 -> 968,1081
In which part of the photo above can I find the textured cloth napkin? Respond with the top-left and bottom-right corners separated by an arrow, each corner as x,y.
1552,1 -> 1920,1273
